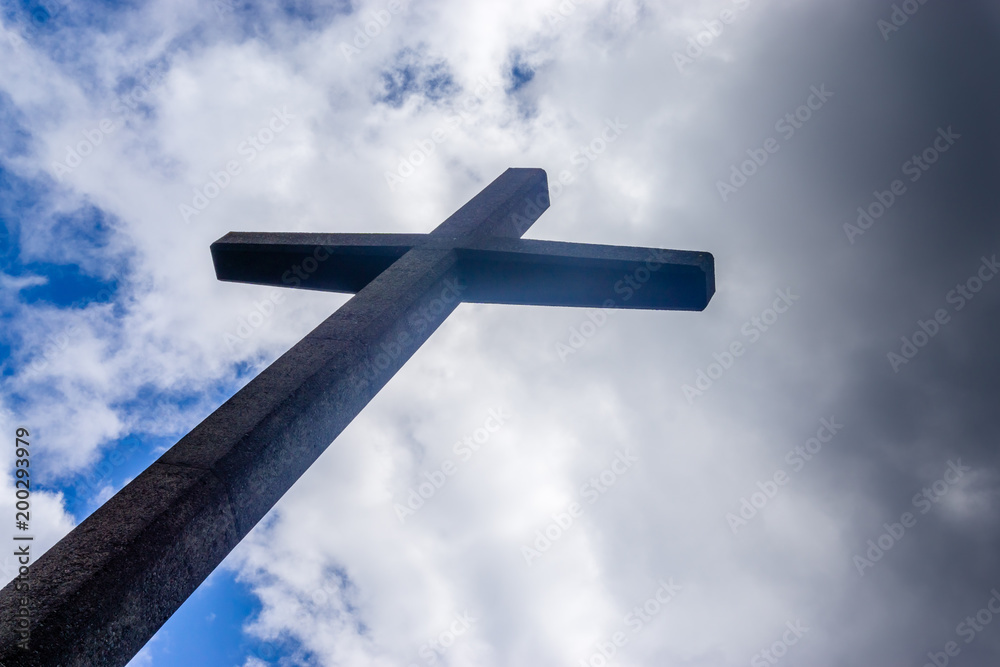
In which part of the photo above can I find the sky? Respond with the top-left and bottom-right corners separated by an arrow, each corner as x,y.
1,0 -> 999,665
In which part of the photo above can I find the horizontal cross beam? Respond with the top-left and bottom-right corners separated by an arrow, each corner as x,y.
0,168 -> 714,667
211,233 -> 714,311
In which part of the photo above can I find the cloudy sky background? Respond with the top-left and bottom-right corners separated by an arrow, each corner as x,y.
1,0 -> 999,665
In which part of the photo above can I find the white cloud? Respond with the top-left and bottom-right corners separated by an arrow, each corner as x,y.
3,0 -> 999,665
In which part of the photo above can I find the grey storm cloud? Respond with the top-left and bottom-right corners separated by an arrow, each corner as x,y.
1,0 -> 999,665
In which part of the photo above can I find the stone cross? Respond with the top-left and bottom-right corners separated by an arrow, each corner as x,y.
0,168 -> 714,667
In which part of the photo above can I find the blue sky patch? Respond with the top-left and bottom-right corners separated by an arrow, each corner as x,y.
0,92 -> 32,158
16,262 -> 117,307
376,47 -> 460,108
1,191 -> 122,308
61,432 -> 157,520
507,54 -> 535,93
143,567 -> 286,667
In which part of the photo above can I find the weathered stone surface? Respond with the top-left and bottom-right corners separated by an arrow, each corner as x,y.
457,238 -> 714,310
0,463 -> 238,667
0,168 -> 714,667
210,232 -> 423,293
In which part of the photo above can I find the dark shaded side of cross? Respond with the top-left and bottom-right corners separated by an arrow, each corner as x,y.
0,168 -> 713,667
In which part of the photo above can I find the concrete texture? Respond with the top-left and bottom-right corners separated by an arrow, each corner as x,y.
0,168 -> 714,666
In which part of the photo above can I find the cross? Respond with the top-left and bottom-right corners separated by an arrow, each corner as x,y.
0,168 -> 714,667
